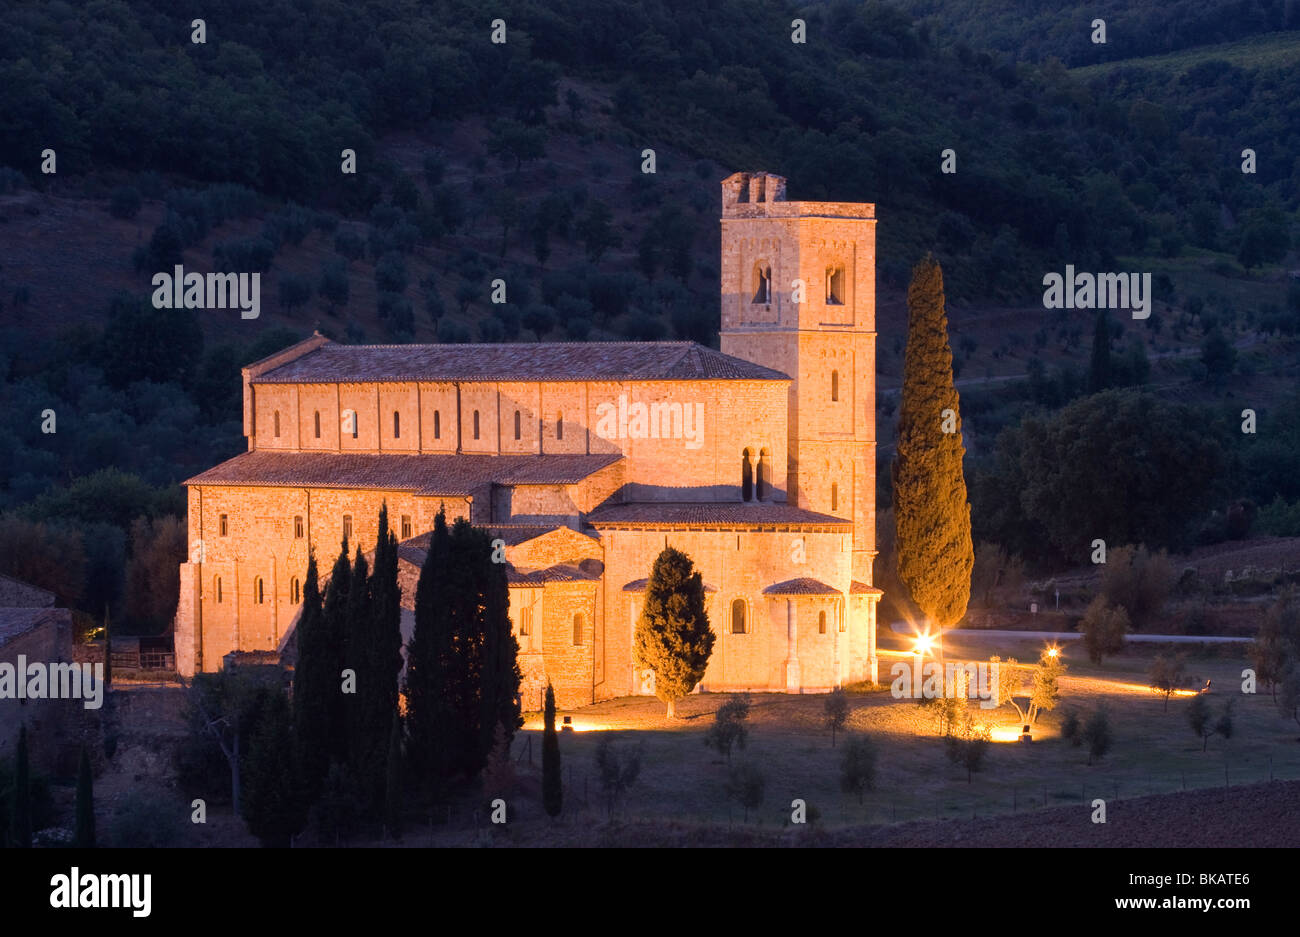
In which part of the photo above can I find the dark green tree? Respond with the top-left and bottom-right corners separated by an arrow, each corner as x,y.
840,734 -> 877,805
75,745 -> 95,848
383,713 -> 403,840
355,505 -> 404,811
291,551 -> 331,798
542,683 -> 562,818
321,537 -> 353,765
824,688 -> 850,746
11,725 -> 31,848
893,255 -> 973,630
1088,310 -> 1111,393
405,511 -> 453,789
342,544 -> 370,798
634,547 -> 715,718
240,688 -> 307,848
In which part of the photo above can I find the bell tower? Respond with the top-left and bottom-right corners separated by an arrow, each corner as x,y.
718,172 -> 879,591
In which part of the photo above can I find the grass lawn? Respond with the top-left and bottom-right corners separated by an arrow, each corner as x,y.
517,634 -> 1300,832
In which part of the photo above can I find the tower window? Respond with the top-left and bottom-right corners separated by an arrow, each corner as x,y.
741,449 -> 753,502
219,514 -> 228,537
819,610 -> 827,634
752,263 -> 771,304
831,369 -> 839,402
294,515 -> 304,539
273,410 -> 280,438
473,410 -> 480,440
291,577 -> 301,605
400,515 -> 412,540
831,483 -> 839,512
342,515 -> 352,543
520,607 -> 533,637
572,613 -> 584,646
214,576 -> 222,604
393,411 -> 400,439
314,411 -> 321,439
514,410 -> 521,441
254,577 -> 265,605
731,599 -> 747,634
433,410 -> 441,439
556,412 -> 564,440
826,265 -> 845,305
756,448 -> 769,502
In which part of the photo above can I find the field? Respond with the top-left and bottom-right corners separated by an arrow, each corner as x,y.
1070,31 -> 1300,78
497,635 -> 1300,836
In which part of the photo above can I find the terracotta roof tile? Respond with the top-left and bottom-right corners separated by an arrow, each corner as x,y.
762,577 -> 841,596
851,581 -> 884,596
249,340 -> 789,384
185,450 -> 621,494
587,502 -> 850,529
621,577 -> 718,594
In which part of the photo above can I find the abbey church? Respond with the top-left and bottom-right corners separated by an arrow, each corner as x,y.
174,173 -> 882,710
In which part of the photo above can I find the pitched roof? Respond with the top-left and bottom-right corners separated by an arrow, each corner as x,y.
587,502 -> 851,529
248,340 -> 789,384
184,450 -> 621,495
762,577 -> 841,596
0,573 -> 56,609
851,581 -> 884,596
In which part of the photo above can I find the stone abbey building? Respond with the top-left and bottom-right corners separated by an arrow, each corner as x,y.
175,173 -> 882,709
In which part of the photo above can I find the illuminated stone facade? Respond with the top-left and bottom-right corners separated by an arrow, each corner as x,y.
174,173 -> 880,709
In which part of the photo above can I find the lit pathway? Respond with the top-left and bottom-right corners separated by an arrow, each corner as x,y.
887,622 -> 1250,644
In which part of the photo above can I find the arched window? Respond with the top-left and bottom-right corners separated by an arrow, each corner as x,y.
393,411 -> 400,439
214,576 -> 223,604
254,577 -> 265,605
342,515 -> 353,543
273,410 -> 281,437
314,411 -> 321,439
557,412 -> 564,440
752,263 -> 771,304
219,514 -> 228,537
291,577 -> 301,604
731,599 -> 747,634
294,515 -> 304,539
741,448 -> 753,502
400,515 -> 412,540
826,265 -> 845,305
818,610 -> 827,634
473,410 -> 480,440
572,613 -> 584,646
831,483 -> 839,512
831,369 -> 839,402
433,410 -> 441,439
756,448 -> 769,502
520,607 -> 533,637
514,410 -> 521,441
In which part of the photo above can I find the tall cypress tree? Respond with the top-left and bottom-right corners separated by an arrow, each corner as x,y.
11,724 -> 31,848
542,683 -> 562,818
634,547 -> 714,718
342,544 -> 370,777
321,538 -> 352,765
291,551 -> 331,799
241,688 -> 307,848
475,522 -> 522,770
75,745 -> 95,847
383,712 -> 403,839
353,505 -> 403,811
893,255 -> 974,631
1088,310 -> 1112,393
406,510 -> 453,790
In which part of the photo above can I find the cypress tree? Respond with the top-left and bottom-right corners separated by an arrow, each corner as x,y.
321,538 -> 352,765
75,745 -> 95,848
634,547 -> 714,718
355,505 -> 403,811
383,712 -> 403,839
291,551 -> 330,799
405,510 -> 453,789
542,683 -> 562,818
476,523 -> 522,771
11,724 -> 31,848
241,688 -> 307,848
342,544 -> 370,781
1088,310 -> 1112,393
893,255 -> 974,631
